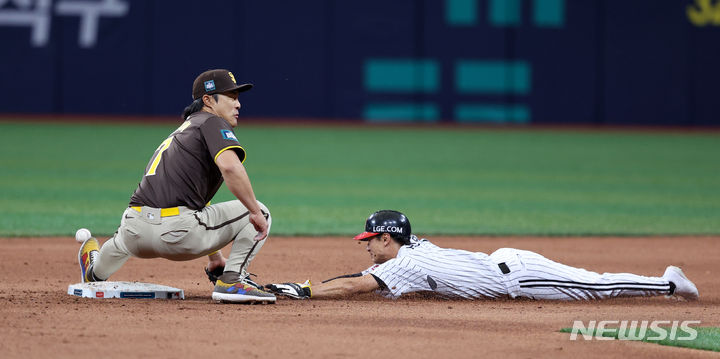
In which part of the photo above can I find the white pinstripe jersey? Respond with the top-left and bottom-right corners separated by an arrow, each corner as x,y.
362,236 -> 508,299
361,240 -> 672,301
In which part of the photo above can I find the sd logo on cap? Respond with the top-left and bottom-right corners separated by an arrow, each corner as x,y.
192,69 -> 253,100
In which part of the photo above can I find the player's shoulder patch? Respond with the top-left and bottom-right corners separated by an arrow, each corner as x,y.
220,129 -> 239,142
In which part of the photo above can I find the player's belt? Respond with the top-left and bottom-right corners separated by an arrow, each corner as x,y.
130,206 -> 180,217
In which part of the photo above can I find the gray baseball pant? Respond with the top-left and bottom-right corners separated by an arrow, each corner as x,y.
92,200 -> 271,281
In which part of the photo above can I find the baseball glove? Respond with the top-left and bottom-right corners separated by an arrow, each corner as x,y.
205,266 -> 224,285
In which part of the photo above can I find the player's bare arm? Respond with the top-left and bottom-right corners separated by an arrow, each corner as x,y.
311,275 -> 380,298
216,149 -> 268,240
265,274 -> 380,299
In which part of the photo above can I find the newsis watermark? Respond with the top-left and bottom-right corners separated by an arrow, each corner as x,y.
569,320 -> 701,341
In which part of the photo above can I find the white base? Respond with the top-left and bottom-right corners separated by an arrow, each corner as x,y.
211,291 -> 276,303
68,281 -> 184,299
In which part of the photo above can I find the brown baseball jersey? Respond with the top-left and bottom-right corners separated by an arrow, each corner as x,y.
129,111 -> 246,210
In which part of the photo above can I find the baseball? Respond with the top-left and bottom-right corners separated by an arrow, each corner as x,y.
75,228 -> 92,243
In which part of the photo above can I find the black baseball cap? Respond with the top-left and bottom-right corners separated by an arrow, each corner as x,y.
354,210 -> 411,244
192,69 -> 253,100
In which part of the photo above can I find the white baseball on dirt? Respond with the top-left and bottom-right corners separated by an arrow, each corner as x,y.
75,228 -> 92,243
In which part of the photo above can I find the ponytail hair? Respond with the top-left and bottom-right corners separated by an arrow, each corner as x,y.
181,94 -> 219,120
182,98 -> 204,120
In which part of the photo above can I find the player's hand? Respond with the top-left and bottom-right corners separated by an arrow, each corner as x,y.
249,212 -> 268,241
264,280 -> 312,299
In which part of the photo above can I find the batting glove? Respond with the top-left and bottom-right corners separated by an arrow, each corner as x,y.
264,280 -> 312,299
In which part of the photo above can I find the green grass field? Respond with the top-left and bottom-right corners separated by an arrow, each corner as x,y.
559,326 -> 720,352
1,121 -> 719,237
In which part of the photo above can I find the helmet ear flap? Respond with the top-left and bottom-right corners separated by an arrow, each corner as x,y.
388,232 -> 411,246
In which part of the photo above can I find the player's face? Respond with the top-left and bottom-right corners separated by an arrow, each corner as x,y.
366,235 -> 391,264
210,92 -> 241,127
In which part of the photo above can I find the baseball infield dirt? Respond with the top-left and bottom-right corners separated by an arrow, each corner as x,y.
0,236 -> 718,358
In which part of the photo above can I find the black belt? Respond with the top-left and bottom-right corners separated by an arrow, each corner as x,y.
498,262 -> 511,274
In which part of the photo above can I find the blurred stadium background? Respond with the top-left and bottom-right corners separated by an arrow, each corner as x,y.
1,0 -> 719,237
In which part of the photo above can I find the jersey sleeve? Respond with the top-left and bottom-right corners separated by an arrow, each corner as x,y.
199,116 -> 246,163
364,257 -> 427,298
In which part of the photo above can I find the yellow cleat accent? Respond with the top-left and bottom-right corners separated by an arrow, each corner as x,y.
77,238 -> 100,283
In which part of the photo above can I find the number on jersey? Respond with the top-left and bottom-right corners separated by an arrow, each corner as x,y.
145,121 -> 191,176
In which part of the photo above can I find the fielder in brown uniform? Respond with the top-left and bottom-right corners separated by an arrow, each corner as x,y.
77,69 -> 276,303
